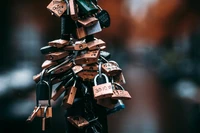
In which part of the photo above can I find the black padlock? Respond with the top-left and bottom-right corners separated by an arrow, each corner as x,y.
95,5 -> 111,28
36,69 -> 52,101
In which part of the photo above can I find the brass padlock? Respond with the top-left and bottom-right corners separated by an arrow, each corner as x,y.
101,62 -> 122,76
41,60 -> 58,69
76,0 -> 98,15
111,82 -> 131,100
76,26 -> 87,39
61,80 -> 77,108
92,73 -> 113,99
75,49 -> 100,65
67,116 -> 89,128
82,64 -> 98,71
48,39 -> 69,48
45,51 -> 69,61
78,17 -> 98,27
47,0 -> 67,17
85,21 -> 102,36
87,38 -> 106,50
69,0 -> 79,20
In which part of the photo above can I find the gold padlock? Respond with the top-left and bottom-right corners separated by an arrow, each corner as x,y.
78,17 -> 98,27
47,0 -> 67,17
75,49 -> 100,65
92,73 -> 113,99
67,116 -> 89,128
61,80 -> 77,108
111,82 -> 131,100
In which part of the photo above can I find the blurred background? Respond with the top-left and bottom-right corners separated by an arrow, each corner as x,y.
1,0 -> 200,133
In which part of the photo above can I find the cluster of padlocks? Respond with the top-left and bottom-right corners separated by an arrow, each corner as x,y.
26,0 -> 131,133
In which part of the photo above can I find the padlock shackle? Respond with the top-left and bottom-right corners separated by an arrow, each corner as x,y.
94,73 -> 109,85
113,82 -> 124,90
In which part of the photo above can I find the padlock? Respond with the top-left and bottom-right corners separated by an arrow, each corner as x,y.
95,5 -> 111,28
92,73 -> 113,99
61,80 -> 77,108
113,72 -> 126,85
106,100 -> 125,115
51,62 -> 73,74
76,0 -> 98,15
45,51 -> 69,61
111,82 -> 131,100
26,105 -> 41,122
85,21 -> 102,36
82,64 -> 98,71
100,51 -> 111,60
78,71 -> 98,80
71,65 -> 83,74
67,116 -> 89,128
48,39 -> 69,48
36,69 -> 52,100
51,80 -> 68,101
63,42 -> 88,51
36,106 -> 52,118
87,38 -> 106,50
41,60 -> 58,69
78,16 -> 98,27
41,106 -> 52,131
47,0 -> 67,17
75,49 -> 100,65
76,26 -> 87,39
40,45 -> 61,55
96,97 -> 118,109
69,0 -> 79,20
101,62 -> 122,76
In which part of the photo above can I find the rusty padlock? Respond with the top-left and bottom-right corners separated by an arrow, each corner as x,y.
92,73 -> 113,99
41,60 -> 58,69
78,16 -> 98,27
47,0 -> 67,17
111,82 -> 131,100
101,62 -> 122,77
67,116 -> 89,128
69,0 -> 79,20
87,38 -> 106,50
48,39 -> 69,48
45,51 -> 69,61
75,49 -> 100,65
61,80 -> 77,109
63,42 -> 88,51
